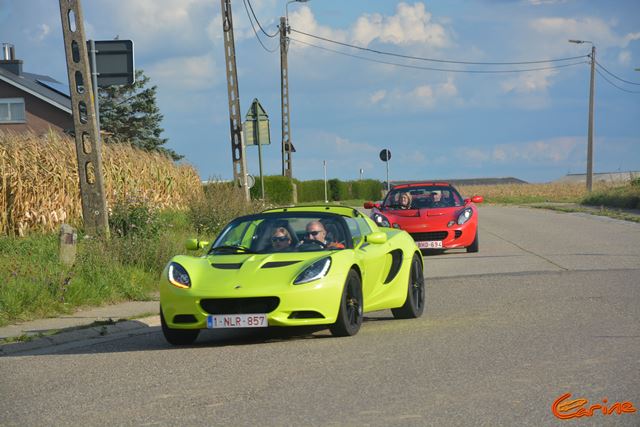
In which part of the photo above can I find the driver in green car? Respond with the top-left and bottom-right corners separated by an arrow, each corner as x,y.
302,220 -> 345,249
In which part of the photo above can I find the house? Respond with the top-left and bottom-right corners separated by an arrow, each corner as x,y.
0,43 -> 72,135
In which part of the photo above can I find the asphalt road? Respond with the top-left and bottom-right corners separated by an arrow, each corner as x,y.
1,206 -> 639,426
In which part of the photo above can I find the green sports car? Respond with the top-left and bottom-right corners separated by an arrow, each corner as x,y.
159,205 -> 425,345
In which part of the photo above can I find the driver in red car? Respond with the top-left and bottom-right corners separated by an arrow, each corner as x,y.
303,221 -> 345,249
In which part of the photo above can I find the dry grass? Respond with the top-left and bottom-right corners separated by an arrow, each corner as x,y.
457,182 -> 619,204
0,130 -> 202,236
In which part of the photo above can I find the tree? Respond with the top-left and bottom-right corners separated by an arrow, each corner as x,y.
98,69 -> 182,160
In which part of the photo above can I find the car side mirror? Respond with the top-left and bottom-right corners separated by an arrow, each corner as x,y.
185,239 -> 210,250
471,195 -> 483,204
365,231 -> 387,244
364,201 -> 374,209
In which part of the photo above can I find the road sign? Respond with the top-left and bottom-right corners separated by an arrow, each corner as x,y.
87,40 -> 135,87
244,99 -> 271,146
379,149 -> 391,162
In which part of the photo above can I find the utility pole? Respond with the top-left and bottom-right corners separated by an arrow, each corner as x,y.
569,39 -> 596,192
280,16 -> 294,178
221,0 -> 250,201
58,0 -> 109,236
586,44 -> 596,193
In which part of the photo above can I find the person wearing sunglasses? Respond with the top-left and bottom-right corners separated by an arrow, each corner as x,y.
301,220 -> 344,249
270,227 -> 293,251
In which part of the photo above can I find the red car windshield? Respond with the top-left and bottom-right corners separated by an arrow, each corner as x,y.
383,186 -> 464,209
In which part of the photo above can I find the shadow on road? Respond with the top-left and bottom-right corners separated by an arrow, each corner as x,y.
3,316 -> 396,357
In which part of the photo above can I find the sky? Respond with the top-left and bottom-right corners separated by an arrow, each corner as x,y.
1,0 -> 639,183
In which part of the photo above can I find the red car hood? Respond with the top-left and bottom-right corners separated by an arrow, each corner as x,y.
384,207 -> 455,218
379,207 -> 461,230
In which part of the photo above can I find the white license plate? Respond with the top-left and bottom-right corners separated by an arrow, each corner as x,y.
417,241 -> 443,249
207,314 -> 268,329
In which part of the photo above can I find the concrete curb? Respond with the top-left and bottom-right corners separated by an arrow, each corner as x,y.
0,315 -> 160,356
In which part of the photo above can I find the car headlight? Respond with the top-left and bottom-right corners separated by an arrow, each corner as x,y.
372,212 -> 391,227
294,257 -> 331,285
168,262 -> 191,288
457,208 -> 473,225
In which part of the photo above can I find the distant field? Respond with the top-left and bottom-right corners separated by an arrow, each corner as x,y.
457,182 -> 619,204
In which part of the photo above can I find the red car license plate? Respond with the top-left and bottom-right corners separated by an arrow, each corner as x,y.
417,241 -> 443,249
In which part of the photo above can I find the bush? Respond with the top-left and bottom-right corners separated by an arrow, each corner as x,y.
251,175 -> 295,204
189,182 -> 271,238
582,181 -> 640,209
109,196 -> 162,238
297,180 -> 327,202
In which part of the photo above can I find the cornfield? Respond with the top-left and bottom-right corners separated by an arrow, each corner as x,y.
0,131 -> 203,236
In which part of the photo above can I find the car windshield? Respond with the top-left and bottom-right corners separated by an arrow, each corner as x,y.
209,213 -> 350,255
383,186 -> 464,209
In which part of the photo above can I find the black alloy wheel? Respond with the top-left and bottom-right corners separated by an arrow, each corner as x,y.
330,270 -> 363,337
392,253 -> 425,319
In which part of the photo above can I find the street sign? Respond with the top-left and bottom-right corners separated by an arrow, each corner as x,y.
379,149 -> 391,162
87,40 -> 135,87
244,99 -> 271,146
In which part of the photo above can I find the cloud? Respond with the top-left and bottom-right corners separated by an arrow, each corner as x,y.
501,69 -> 557,94
28,23 -> 50,42
622,32 -> 640,48
146,54 -> 219,91
618,51 -> 631,65
371,77 -> 458,110
370,90 -> 387,104
351,2 -> 451,48
290,2 -> 452,53
457,137 -> 581,166
334,136 -> 378,154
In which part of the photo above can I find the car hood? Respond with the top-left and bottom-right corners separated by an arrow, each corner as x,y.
169,252 -> 333,292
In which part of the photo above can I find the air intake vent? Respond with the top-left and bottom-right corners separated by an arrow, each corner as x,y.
262,261 -> 300,268
410,231 -> 448,241
211,263 -> 243,269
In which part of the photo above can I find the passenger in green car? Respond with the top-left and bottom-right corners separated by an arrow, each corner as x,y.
270,227 -> 293,252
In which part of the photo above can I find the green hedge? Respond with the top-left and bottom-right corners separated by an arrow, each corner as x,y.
250,175 -> 295,204
249,177 -> 384,204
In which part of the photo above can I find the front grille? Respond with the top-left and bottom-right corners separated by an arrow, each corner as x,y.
454,230 -> 462,239
410,231 -> 448,241
200,297 -> 280,315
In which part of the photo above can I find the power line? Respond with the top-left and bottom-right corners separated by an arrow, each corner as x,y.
595,68 -> 640,93
242,0 -> 278,53
289,37 -> 588,74
595,60 -> 640,86
246,0 -> 279,38
290,28 -> 589,65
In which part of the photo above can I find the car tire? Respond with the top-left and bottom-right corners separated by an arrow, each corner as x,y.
330,270 -> 363,337
391,253 -> 425,319
466,230 -> 479,253
160,307 -> 199,345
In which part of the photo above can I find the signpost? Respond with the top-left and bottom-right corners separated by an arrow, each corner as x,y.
244,99 -> 271,199
379,149 -> 391,192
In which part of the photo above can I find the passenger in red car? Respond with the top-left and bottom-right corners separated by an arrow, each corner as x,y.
398,192 -> 412,209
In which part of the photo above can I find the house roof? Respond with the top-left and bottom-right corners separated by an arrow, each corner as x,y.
0,66 -> 72,114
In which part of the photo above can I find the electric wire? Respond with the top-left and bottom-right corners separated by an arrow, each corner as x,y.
242,0 -> 278,53
246,0 -> 279,38
595,68 -> 640,93
290,28 -> 589,65
595,60 -> 640,85
290,37 -> 588,74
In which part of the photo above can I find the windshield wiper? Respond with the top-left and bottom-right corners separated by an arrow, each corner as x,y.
210,245 -> 254,254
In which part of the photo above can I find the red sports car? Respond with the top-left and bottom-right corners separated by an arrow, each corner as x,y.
364,182 -> 483,252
